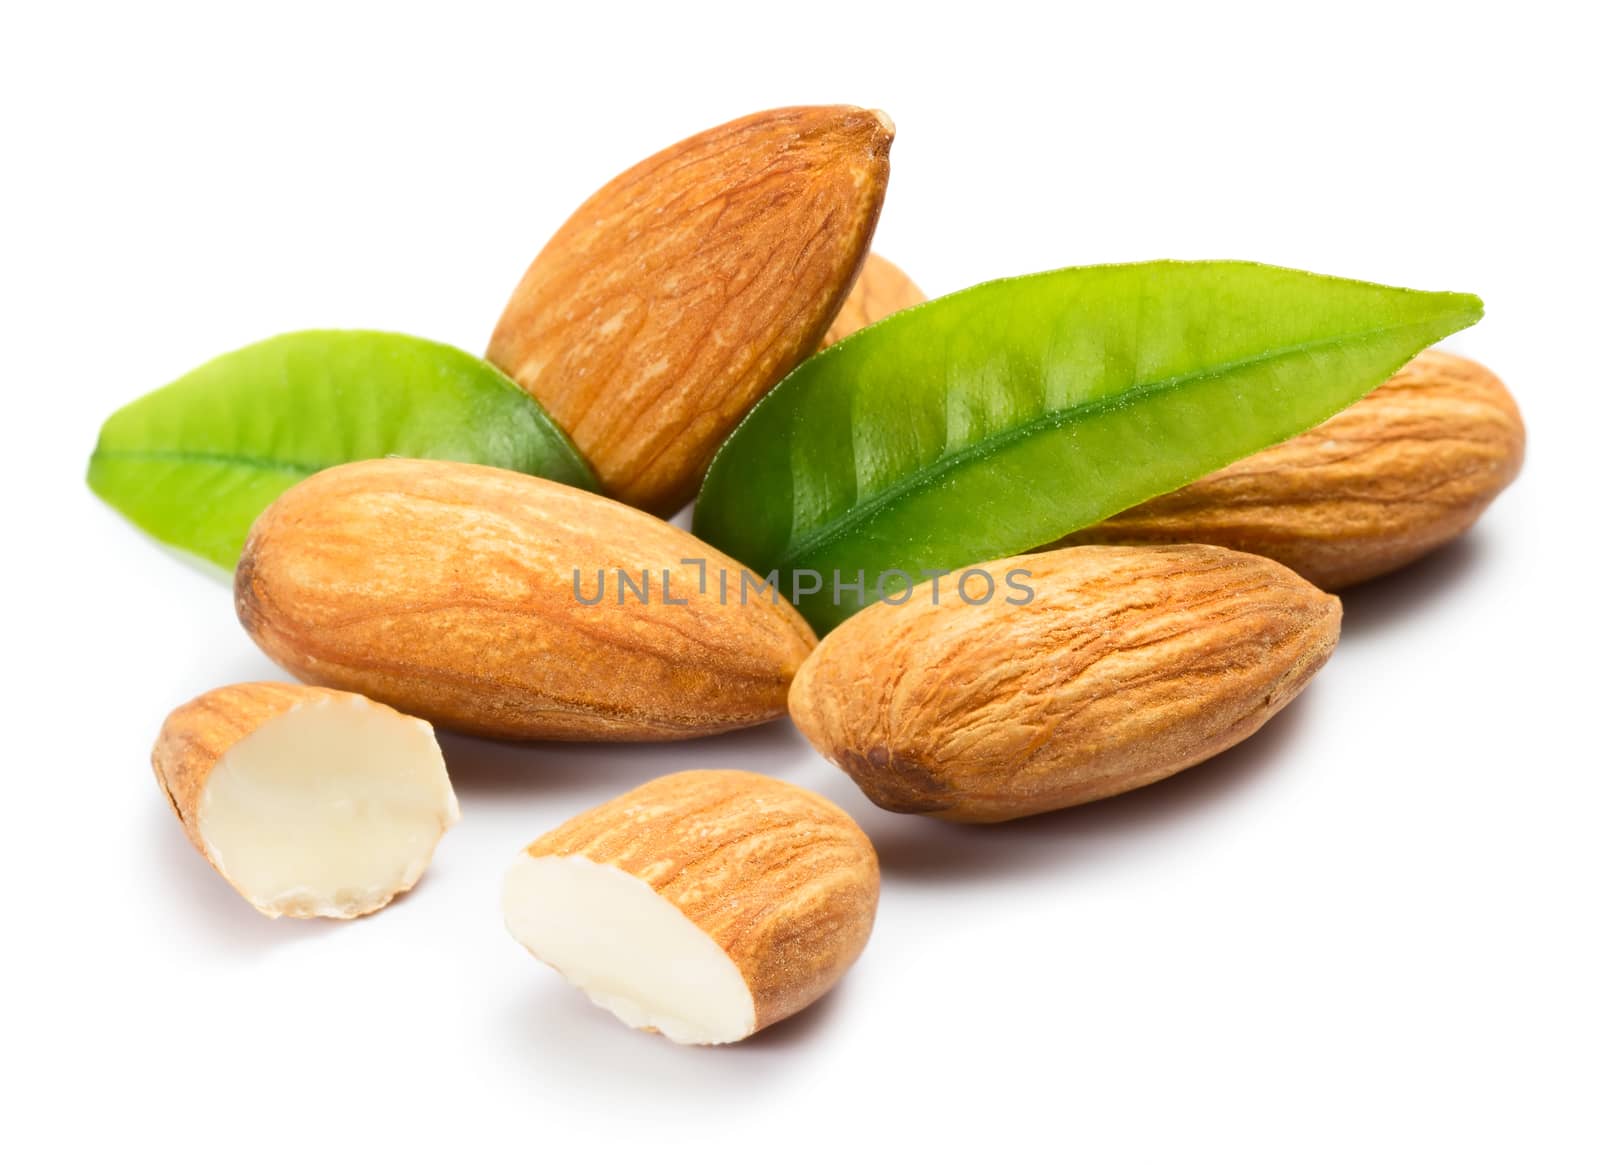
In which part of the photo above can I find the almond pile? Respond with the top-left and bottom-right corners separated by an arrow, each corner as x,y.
138,104 -> 1522,1046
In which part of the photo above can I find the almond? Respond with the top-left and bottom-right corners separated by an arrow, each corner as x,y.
487,105 -> 893,515
502,769 -> 878,1045
820,252 -> 926,346
1054,350 -> 1525,589
152,682 -> 458,919
235,459 -> 816,741
789,544 -> 1341,823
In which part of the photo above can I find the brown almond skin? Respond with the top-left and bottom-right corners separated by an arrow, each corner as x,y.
486,105 -> 893,516
235,460 -> 817,741
820,252 -> 926,346
1054,351 -> 1525,589
789,545 -> 1341,823
525,770 -> 879,1036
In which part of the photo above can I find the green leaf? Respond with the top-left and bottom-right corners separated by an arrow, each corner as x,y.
88,330 -> 596,569
694,260 -> 1483,631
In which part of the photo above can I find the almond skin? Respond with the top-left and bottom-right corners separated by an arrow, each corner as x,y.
789,544 -> 1341,823
511,769 -> 879,1041
487,105 -> 893,516
820,252 -> 926,346
235,459 -> 817,741
1054,351 -> 1525,589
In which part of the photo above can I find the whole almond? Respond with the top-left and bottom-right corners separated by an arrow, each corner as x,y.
235,460 -> 816,741
503,769 -> 878,1044
789,544 -> 1341,823
820,252 -> 926,346
487,105 -> 893,515
153,682 -> 458,919
1054,350 -> 1525,589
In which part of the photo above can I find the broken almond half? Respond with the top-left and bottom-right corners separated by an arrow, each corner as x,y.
502,769 -> 878,1044
152,682 -> 459,920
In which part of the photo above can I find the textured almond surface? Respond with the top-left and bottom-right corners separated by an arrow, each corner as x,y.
524,770 -> 879,1034
487,105 -> 892,515
236,459 -> 817,741
1057,351 -> 1525,589
790,545 -> 1341,823
820,252 -> 926,346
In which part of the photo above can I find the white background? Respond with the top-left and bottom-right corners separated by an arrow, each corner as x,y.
5,2 -> 1596,1161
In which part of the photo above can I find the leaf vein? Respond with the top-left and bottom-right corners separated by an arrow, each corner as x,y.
775,312 -> 1473,570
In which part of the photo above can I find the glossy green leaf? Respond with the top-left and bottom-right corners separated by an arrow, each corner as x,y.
88,330 -> 596,569
694,260 -> 1483,630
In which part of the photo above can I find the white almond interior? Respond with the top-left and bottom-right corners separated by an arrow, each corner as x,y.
198,695 -> 459,920
502,854 -> 756,1045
